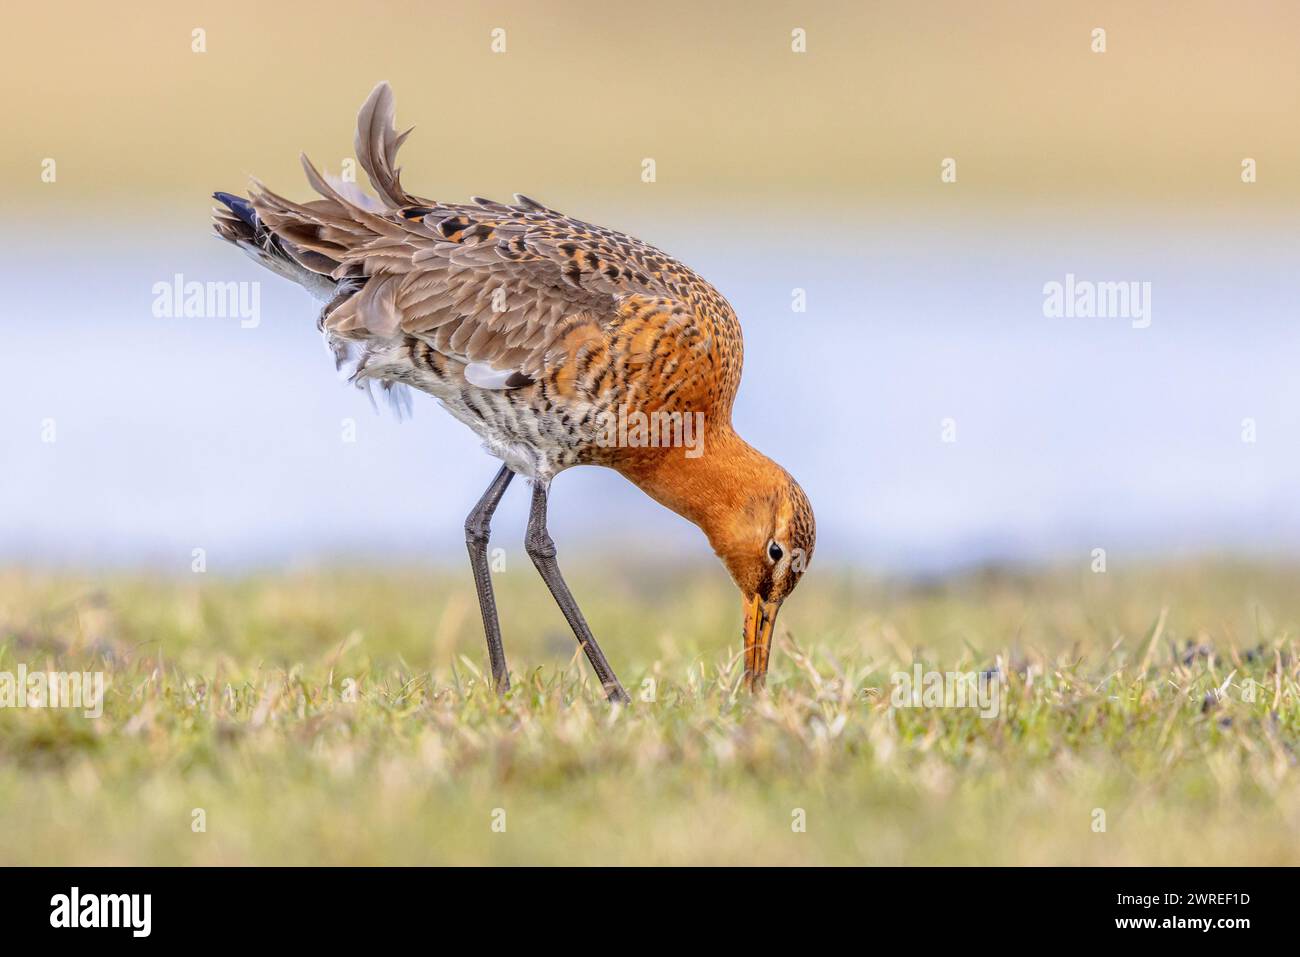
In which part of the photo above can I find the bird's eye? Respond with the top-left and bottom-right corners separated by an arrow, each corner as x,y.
767,541 -> 784,563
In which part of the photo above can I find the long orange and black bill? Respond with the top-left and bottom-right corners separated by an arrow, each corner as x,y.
742,593 -> 781,690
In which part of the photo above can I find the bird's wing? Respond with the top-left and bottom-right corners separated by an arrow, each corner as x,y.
248,82 -> 686,383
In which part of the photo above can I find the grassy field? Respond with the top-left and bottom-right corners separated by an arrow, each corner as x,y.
0,560 -> 1297,866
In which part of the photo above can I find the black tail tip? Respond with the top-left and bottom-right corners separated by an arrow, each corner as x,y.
213,191 -> 259,230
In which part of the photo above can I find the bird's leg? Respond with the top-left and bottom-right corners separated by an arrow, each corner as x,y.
524,480 -> 631,704
464,464 -> 515,693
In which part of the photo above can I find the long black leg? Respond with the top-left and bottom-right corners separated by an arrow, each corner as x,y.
524,481 -> 630,704
464,464 -> 514,692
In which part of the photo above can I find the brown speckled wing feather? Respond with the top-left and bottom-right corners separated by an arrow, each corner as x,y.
247,82 -> 703,382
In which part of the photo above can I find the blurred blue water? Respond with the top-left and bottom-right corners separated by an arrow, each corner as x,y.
3,211 -> 1298,573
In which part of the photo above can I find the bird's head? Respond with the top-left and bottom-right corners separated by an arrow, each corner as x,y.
618,432 -> 816,691
709,467 -> 816,690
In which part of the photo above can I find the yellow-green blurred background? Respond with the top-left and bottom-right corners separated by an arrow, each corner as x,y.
3,1 -> 1298,571
5,0 -> 1298,215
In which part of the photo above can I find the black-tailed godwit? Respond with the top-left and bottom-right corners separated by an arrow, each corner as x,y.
212,83 -> 815,703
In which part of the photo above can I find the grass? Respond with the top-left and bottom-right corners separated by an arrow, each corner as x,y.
0,560 -> 1297,865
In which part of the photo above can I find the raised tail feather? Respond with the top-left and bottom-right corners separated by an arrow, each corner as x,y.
211,190 -> 338,302
209,82 -> 419,414
352,81 -> 417,209
211,83 -> 421,320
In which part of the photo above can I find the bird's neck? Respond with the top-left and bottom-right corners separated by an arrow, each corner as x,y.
615,426 -> 771,546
